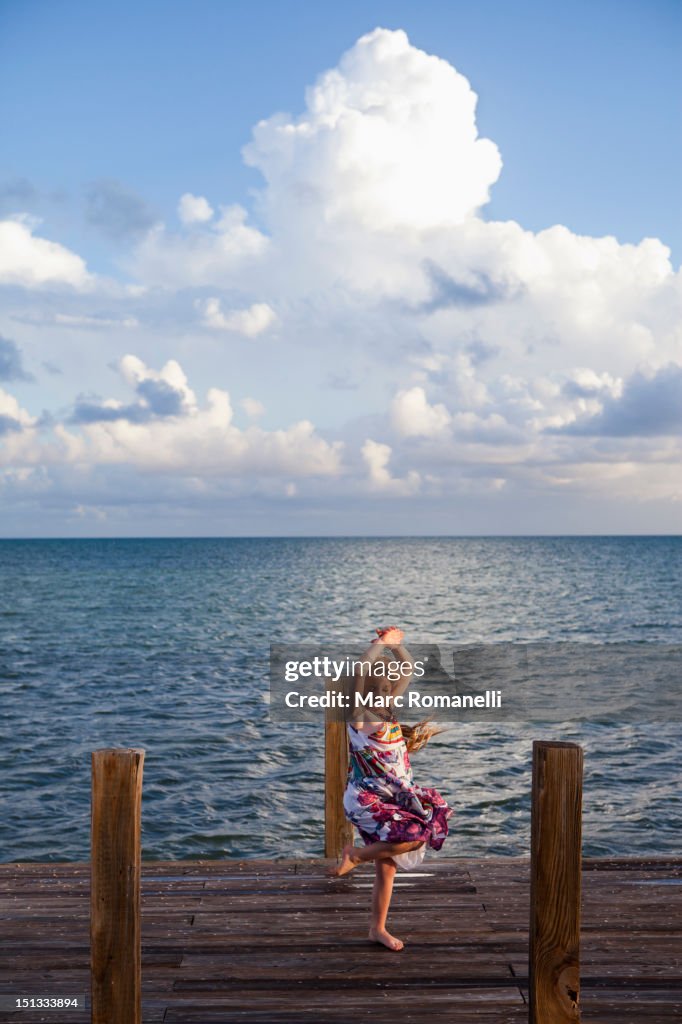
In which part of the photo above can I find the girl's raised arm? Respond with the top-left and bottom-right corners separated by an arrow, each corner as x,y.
362,625 -> 413,698
350,632 -> 391,728
387,639 -> 415,699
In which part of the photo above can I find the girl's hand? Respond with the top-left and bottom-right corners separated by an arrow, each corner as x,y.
375,625 -> 404,646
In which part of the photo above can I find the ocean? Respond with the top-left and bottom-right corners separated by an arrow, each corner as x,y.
1,536 -> 680,861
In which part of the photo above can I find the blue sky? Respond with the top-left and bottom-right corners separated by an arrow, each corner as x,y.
0,0 -> 680,535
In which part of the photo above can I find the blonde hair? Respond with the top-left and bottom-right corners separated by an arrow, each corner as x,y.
364,660 -> 447,753
400,719 -> 447,753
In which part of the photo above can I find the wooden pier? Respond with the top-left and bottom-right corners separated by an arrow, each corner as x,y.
1,854 -> 680,1023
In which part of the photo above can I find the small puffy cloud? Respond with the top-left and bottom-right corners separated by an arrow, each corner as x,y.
119,353 -> 196,412
554,363 -> 682,437
0,214 -> 94,290
84,179 -> 157,241
69,355 -> 196,425
196,297 -> 277,336
561,368 -> 622,400
361,438 -> 420,495
178,193 -> 214,224
0,335 -> 33,382
73,504 -> 108,521
117,354 -> 196,401
390,386 -> 451,437
241,397 -> 265,418
0,386 -> 37,436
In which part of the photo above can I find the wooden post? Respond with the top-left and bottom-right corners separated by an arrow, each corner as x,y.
91,747 -> 145,1024
529,740 -> 583,1023
324,678 -> 353,858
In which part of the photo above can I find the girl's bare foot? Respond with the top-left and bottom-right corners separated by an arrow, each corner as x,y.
327,844 -> 362,877
368,926 -> 404,951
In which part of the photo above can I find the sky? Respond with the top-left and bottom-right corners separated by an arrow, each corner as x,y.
0,0 -> 680,536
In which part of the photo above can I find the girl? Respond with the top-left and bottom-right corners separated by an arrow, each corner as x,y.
328,626 -> 452,951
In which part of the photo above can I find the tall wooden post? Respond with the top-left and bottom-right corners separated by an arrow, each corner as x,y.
91,747 -> 145,1024
529,740 -> 583,1023
324,678 -> 353,858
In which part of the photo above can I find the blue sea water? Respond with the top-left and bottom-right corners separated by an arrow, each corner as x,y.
0,536 -> 680,862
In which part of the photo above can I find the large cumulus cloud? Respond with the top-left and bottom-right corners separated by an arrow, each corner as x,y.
243,27 -> 502,234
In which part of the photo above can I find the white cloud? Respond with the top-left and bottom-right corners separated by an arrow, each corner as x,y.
561,368 -> 622,400
0,214 -> 95,290
361,438 -> 420,495
243,27 -> 501,234
0,386 -> 37,431
117,354 -> 198,413
178,193 -> 214,224
62,398 -> 342,477
390,385 -> 451,437
451,410 -> 523,444
129,203 -> 269,288
54,313 -> 139,329
551,362 -> 682,438
0,389 -> 43,480
241,397 -> 265,418
73,503 -> 108,521
196,297 -> 277,336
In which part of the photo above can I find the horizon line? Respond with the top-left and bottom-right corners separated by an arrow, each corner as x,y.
0,533 -> 680,542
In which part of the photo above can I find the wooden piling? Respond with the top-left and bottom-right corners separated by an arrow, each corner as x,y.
324,678 -> 353,858
91,747 -> 145,1024
529,740 -> 583,1023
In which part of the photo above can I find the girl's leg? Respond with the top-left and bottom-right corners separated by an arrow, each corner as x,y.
369,857 -> 403,951
328,839 -> 424,876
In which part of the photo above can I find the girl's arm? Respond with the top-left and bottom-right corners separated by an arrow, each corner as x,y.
387,640 -> 415,699
349,634 -> 390,728
364,625 -> 414,699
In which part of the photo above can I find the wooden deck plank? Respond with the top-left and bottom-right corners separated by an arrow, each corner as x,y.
0,857 -> 679,1022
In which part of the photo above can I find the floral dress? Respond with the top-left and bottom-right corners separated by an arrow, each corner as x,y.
343,716 -> 452,871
